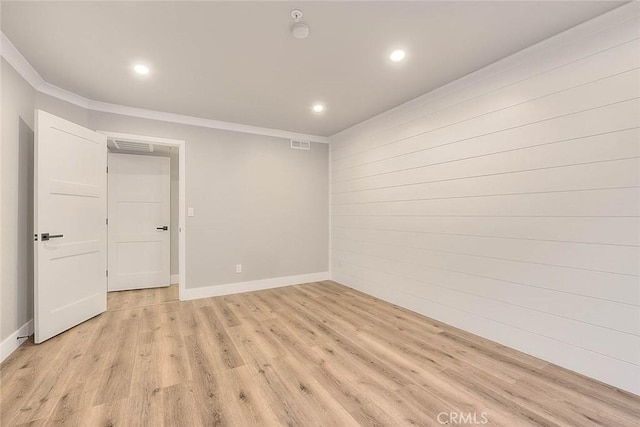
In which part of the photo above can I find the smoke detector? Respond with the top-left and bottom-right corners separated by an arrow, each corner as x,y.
290,9 -> 309,39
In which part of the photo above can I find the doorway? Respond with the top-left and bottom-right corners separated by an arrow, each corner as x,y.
100,131 -> 186,298
33,111 -> 187,343
107,151 -> 171,291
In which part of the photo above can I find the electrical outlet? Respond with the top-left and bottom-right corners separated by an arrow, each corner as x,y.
236,264 -> 242,273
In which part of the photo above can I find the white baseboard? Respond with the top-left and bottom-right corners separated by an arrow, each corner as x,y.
180,271 -> 330,301
1,320 -> 33,363
171,274 -> 179,284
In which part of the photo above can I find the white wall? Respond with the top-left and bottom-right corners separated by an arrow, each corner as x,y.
330,5 -> 640,394
87,111 -> 330,294
1,63 -> 329,347
1,58 -> 35,348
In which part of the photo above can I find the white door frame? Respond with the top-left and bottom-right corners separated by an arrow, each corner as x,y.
98,131 -> 187,300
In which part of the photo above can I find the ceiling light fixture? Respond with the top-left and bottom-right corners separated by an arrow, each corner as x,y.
134,64 -> 150,75
312,104 -> 324,113
389,49 -> 406,62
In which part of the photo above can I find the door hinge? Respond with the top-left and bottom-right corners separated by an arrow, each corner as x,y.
106,166 -> 109,173
106,218 -> 108,225
106,270 -> 108,277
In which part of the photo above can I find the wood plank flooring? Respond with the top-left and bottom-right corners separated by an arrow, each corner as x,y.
1,281 -> 638,426
107,284 -> 179,311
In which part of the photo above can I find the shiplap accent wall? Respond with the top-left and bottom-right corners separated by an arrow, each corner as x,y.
330,4 -> 640,395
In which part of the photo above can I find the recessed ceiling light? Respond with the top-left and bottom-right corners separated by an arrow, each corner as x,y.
312,104 -> 324,113
134,64 -> 150,75
389,49 -> 406,62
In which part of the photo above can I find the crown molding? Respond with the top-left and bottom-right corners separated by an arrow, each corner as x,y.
1,32 -> 330,143
1,32 -> 46,92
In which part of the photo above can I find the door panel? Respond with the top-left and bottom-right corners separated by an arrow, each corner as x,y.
34,110 -> 107,343
108,153 -> 170,291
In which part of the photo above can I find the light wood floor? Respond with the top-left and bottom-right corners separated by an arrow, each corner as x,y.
107,284 -> 179,311
1,281 -> 638,426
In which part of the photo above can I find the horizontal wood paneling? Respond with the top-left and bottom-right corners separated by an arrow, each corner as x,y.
336,261 -> 639,362
333,188 -> 640,217
332,158 -> 639,205
333,227 -> 638,275
334,237 -> 639,304
331,5 -> 640,395
333,125 -> 640,184
334,248 -> 640,336
333,216 -> 639,246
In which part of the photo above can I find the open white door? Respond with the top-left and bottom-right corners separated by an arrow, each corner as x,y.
108,153 -> 170,291
34,110 -> 107,344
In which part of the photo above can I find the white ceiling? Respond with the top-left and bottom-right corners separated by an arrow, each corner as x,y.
1,1 -> 624,136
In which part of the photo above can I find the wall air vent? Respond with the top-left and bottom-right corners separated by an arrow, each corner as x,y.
112,140 -> 154,153
290,139 -> 311,150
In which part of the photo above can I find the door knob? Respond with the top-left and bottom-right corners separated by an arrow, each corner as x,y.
41,233 -> 63,241
156,226 -> 169,231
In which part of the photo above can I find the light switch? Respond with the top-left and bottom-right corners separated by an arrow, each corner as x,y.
188,207 -> 194,217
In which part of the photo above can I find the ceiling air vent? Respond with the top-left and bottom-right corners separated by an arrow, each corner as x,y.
290,139 -> 311,150
113,140 -> 154,153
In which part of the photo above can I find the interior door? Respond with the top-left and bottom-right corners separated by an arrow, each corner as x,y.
108,153 -> 170,291
34,110 -> 107,344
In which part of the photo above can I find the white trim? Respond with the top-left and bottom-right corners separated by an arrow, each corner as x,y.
178,139 -> 186,302
180,272 -> 330,300
1,32 -> 329,144
100,131 -> 185,147
91,101 -> 329,143
39,80 -> 91,110
1,33 -> 44,91
171,274 -> 180,284
328,140 -> 333,280
99,131 -> 187,301
1,320 -> 33,363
